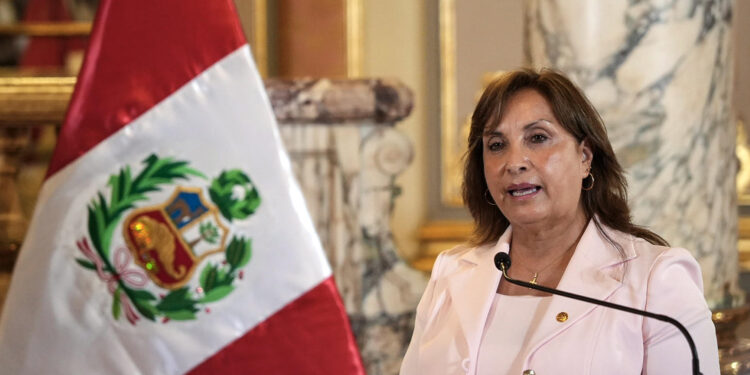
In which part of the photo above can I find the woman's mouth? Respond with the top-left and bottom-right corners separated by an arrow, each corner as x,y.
507,184 -> 542,198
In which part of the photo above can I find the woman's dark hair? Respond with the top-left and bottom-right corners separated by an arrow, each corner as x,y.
462,68 -> 668,248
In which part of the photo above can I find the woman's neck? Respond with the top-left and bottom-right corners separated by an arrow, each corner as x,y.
499,209 -> 590,296
510,209 -> 589,261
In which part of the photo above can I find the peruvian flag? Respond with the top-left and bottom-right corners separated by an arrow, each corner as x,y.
0,1 -> 364,374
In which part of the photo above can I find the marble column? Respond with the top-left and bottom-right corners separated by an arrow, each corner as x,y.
526,0 -> 738,308
267,78 -> 427,375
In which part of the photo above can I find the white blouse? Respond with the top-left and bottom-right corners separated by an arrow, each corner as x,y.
476,293 -> 551,375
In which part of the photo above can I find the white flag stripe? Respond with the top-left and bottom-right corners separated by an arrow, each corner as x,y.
0,45 -> 331,374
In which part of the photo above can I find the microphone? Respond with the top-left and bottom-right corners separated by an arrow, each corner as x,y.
494,252 -> 702,375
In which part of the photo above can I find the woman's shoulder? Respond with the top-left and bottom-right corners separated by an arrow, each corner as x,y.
602,225 -> 694,263
601,226 -> 710,330
636,239 -> 698,271
438,243 -> 476,259
429,242 -> 491,275
599,225 -> 703,286
602,226 -> 704,290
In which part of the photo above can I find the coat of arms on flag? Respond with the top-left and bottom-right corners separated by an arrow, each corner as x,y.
75,154 -> 260,324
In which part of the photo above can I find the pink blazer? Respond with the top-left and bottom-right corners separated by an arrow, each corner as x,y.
401,220 -> 720,375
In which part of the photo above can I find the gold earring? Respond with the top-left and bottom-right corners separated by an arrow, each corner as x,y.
485,189 -> 496,205
582,173 -> 595,191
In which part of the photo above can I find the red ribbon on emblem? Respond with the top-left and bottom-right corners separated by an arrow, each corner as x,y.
77,238 -> 148,324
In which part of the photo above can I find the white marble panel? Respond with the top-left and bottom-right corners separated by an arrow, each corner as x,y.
526,0 -> 738,308
279,124 -> 426,375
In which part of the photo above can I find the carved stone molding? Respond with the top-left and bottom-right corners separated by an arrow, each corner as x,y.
0,75 -> 414,127
266,78 -> 413,124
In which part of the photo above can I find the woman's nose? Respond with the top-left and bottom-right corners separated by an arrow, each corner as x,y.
505,145 -> 529,174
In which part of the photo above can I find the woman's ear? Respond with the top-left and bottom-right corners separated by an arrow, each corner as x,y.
580,139 -> 593,173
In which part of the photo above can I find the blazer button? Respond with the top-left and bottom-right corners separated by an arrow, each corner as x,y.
461,358 -> 471,372
522,370 -> 536,375
556,312 -> 569,322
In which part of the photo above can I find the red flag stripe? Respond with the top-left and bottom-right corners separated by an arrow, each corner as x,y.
188,277 -> 366,375
47,0 -> 247,178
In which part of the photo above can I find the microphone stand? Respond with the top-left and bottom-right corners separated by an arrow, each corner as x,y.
494,252 -> 702,375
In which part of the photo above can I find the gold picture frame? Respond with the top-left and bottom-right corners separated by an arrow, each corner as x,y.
736,119 -> 750,269
737,120 -> 750,204
232,0 -> 269,77
437,0 -> 523,207
439,0 -> 462,207
345,0 -> 363,78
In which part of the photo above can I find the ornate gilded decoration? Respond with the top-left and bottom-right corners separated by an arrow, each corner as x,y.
0,75 -> 75,126
346,0 -> 363,77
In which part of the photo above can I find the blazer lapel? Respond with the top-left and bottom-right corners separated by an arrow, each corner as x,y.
446,227 -> 511,358
523,221 -> 637,356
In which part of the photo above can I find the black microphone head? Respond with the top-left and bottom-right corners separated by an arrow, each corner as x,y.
494,252 -> 511,271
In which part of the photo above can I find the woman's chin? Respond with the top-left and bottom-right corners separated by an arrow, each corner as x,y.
505,208 -> 588,230
505,212 -> 550,227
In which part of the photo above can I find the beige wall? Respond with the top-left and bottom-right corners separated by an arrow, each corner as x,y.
736,0 -> 750,124
434,0 -> 525,220
455,0 -> 524,132
361,0 -> 526,259
362,0 -> 429,259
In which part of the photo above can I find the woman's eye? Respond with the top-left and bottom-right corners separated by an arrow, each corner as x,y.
487,140 -> 505,151
530,134 -> 548,143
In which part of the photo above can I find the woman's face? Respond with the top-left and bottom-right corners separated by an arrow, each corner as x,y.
483,89 -> 592,227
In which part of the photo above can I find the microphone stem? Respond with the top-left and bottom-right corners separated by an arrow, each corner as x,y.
499,266 -> 702,375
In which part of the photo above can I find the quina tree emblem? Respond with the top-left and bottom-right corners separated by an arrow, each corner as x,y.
75,154 -> 260,324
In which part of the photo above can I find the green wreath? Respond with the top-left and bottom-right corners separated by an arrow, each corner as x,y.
209,170 -> 261,222
75,154 -> 258,323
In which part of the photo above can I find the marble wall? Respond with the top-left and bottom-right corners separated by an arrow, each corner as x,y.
268,78 -> 427,375
526,0 -> 739,308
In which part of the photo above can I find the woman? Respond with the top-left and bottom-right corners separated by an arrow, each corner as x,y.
401,69 -> 719,374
